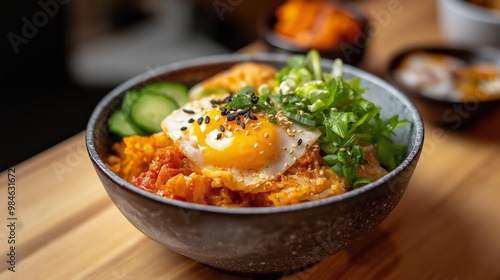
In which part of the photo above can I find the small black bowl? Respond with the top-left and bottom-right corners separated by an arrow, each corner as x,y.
86,53 -> 424,276
259,2 -> 369,65
386,45 -> 500,129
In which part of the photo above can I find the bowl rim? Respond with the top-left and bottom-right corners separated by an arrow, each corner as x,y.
439,0 -> 500,23
86,52 -> 424,215
385,43 -> 500,105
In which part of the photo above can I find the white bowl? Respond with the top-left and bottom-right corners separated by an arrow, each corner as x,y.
438,0 -> 500,47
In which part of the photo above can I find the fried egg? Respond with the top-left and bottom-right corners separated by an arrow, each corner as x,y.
161,95 -> 321,192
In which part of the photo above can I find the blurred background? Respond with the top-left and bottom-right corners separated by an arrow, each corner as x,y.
1,0 -> 283,171
2,0 -> 499,171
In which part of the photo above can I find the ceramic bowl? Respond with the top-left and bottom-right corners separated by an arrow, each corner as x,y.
86,53 -> 424,276
259,2 -> 369,65
386,45 -> 500,129
438,0 -> 500,47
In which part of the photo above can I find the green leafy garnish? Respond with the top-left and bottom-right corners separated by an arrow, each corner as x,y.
266,50 -> 409,187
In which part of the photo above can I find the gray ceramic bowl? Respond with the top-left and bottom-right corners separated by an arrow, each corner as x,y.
86,53 -> 424,277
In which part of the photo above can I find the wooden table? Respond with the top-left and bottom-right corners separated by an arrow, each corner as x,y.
2,0 -> 500,279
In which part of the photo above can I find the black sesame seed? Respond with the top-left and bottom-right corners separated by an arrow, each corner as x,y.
182,109 -> 195,114
220,107 -> 228,116
216,132 -> 222,140
197,117 -> 203,125
219,125 -> 225,132
236,118 -> 241,125
205,116 -> 210,124
297,139 -> 303,146
188,118 -> 195,123
249,114 -> 258,120
240,122 -> 246,129
180,126 -> 187,131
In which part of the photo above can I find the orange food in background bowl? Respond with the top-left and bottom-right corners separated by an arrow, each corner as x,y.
273,0 -> 364,49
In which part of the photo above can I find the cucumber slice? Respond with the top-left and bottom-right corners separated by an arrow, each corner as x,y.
129,93 -> 178,134
143,82 -> 189,107
108,109 -> 146,137
122,90 -> 142,114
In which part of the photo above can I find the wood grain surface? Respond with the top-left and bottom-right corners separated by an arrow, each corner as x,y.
1,0 -> 500,279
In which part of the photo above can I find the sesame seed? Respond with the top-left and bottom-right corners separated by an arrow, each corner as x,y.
264,132 -> 269,139
245,130 -> 250,136
282,98 -> 288,103
289,149 -> 294,154
180,126 -> 187,131
284,162 -> 289,168
339,147 -> 346,152
301,98 -> 307,103
197,117 -> 203,125
219,125 -> 225,132
205,116 -> 210,124
297,139 -> 303,146
299,110 -> 305,116
254,143 -> 259,149
240,122 -> 246,129
249,114 -> 258,120
214,115 -> 220,121
259,151 -> 264,155
183,109 -> 195,114
188,118 -> 195,123
258,113 -> 265,118
292,144 -> 297,148
216,132 -> 222,140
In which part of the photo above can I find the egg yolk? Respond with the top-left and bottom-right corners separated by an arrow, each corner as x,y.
191,108 -> 279,170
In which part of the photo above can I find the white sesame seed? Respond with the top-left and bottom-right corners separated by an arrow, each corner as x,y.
264,132 -> 269,138
254,143 -> 259,148
214,115 -> 220,121
289,149 -> 294,154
